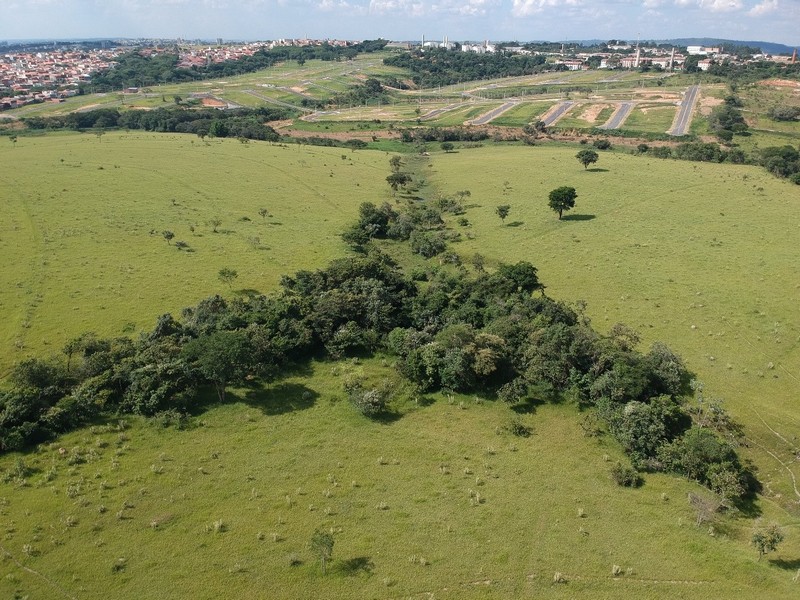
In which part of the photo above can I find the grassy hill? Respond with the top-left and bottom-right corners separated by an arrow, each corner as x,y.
0,132 -> 390,377
1,134 -> 799,598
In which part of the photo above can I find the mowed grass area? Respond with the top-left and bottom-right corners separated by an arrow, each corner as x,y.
1,362 -> 797,600
425,145 -> 800,510
0,131 -> 390,376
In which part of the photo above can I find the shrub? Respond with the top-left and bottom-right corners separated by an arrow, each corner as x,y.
593,139 -> 612,150
610,462 -> 642,487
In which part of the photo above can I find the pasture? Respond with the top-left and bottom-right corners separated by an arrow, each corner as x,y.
0,131 -> 390,376
424,144 -> 800,511
1,133 -> 799,600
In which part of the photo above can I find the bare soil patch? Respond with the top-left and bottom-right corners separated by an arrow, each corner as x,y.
579,104 -> 609,123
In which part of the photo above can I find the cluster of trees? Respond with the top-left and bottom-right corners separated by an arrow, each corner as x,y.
708,98 -> 748,142
645,141 -> 799,183
705,60 -> 800,83
85,41 -> 389,92
22,106 -> 289,142
398,127 -> 490,143
303,78 -> 390,110
0,183 -> 754,502
384,48 -> 550,88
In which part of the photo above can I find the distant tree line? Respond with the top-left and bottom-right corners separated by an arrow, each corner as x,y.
384,48 -> 552,88
705,60 -> 800,83
644,142 -> 800,183
21,106 -> 291,141
301,78 -> 391,110
83,40 -> 389,92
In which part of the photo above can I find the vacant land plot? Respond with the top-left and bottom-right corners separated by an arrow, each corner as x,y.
490,101 -> 553,126
623,104 -> 679,133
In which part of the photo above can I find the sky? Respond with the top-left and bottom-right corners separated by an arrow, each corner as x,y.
3,0 -> 799,46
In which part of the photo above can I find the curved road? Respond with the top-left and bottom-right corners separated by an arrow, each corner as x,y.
541,101 -> 574,126
669,85 -> 700,136
599,102 -> 635,130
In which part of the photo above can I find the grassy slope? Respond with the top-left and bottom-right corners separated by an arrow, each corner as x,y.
1,136 -> 800,599
0,132 -> 389,376
425,145 -> 800,509
0,364 -> 796,600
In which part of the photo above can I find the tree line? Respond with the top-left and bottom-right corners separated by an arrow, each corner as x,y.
83,40 -> 389,92
1,192 -> 755,502
384,48 -> 552,88
22,106 -> 292,141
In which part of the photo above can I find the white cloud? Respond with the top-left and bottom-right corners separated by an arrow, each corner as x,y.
318,0 -> 366,14
511,0 -> 581,18
369,0 -> 425,15
698,0 -> 743,11
748,0 -> 778,16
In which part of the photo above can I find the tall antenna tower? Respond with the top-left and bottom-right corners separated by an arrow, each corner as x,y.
634,33 -> 641,68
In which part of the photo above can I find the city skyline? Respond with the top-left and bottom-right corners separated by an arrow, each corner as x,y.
3,1 -> 799,46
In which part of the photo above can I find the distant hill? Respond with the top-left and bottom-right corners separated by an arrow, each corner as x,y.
664,38 -> 796,55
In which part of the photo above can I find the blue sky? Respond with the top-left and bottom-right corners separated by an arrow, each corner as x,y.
3,1 -> 799,46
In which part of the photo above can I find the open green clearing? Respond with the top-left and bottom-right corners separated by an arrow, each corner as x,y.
424,144 -> 800,508
0,132 -> 390,376
491,101 -> 553,127
623,105 -> 679,133
1,134 -> 800,599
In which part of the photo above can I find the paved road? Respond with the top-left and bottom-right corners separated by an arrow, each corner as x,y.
669,84 -> 700,136
421,103 -> 462,121
468,101 -> 518,125
541,101 -> 574,126
599,102 -> 635,130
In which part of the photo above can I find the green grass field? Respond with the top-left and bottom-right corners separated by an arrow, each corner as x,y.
623,105 -> 679,133
1,123 -> 800,599
425,145 -> 800,510
1,362 -> 797,600
0,132 -> 391,377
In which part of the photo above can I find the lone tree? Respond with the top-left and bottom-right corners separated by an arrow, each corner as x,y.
548,186 -> 577,220
162,230 -> 175,245
310,529 -> 334,575
386,172 -> 411,194
441,141 -> 454,153
495,204 -> 511,224
218,268 -> 238,288
258,208 -> 269,221
209,217 -> 222,233
576,149 -> 599,170
389,155 -> 403,172
751,522 -> 784,561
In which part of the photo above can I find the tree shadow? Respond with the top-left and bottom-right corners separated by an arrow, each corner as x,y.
335,556 -> 374,577
505,221 -> 524,228
768,558 -> 800,570
511,397 -> 545,414
586,168 -> 609,172
562,214 -> 596,222
463,203 -> 481,209
370,408 -> 404,425
234,288 -> 263,299
242,382 -> 319,415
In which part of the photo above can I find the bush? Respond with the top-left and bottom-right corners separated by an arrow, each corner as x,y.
610,462 -> 642,487
593,139 -> 612,150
